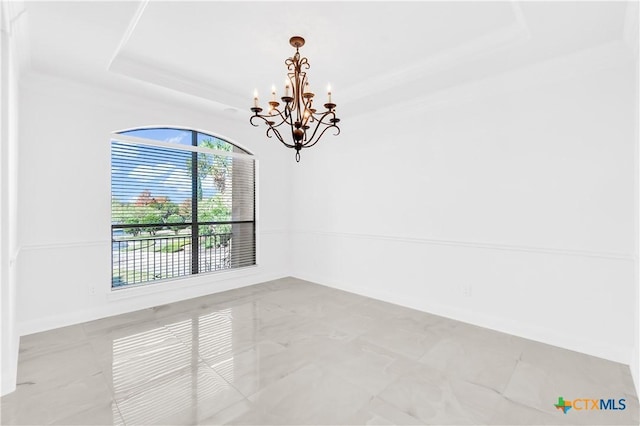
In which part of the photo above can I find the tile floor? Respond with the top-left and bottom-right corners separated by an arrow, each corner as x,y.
1,277 -> 638,425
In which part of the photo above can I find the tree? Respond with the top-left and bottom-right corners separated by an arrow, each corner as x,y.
140,209 -> 163,235
113,199 -> 144,236
123,215 -> 141,236
120,190 -> 183,235
198,195 -> 230,221
186,138 -> 232,200
198,195 -> 232,239
179,198 -> 192,219
151,198 -> 179,221
203,138 -> 232,194
134,190 -> 154,206
111,197 -> 127,224
166,214 -> 187,235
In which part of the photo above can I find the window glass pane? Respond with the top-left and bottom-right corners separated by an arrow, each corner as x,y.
197,151 -> 231,223
120,128 -> 193,147
197,226 -> 232,273
228,156 -> 255,222
112,230 -> 193,287
197,132 -> 248,154
112,143 -> 193,224
198,222 -> 254,273
112,142 -> 195,287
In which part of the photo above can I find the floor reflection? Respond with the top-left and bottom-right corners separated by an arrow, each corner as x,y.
111,308 -> 238,424
3,278 -> 637,425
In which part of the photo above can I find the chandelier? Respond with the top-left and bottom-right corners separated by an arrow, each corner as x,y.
250,36 -> 340,162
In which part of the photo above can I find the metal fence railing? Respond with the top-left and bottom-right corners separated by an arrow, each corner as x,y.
112,226 -> 232,288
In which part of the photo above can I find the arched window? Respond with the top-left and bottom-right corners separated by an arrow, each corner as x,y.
110,127 -> 255,288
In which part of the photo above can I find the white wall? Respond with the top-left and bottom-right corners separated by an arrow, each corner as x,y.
291,43 -> 637,366
631,0 -> 640,400
0,1 -> 22,396
8,4 -> 638,398
633,1 -> 640,397
15,72 -> 291,335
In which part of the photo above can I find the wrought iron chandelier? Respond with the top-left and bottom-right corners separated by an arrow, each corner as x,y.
250,36 -> 340,162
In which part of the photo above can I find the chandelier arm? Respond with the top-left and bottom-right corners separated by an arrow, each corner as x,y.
288,107 -> 298,144
251,113 -> 296,148
249,114 -> 267,127
265,109 -> 291,128
293,68 -> 308,122
294,77 -> 304,122
285,58 -> 294,70
252,106 -> 296,129
303,110 -> 339,143
264,102 -> 298,147
303,124 -> 340,149
309,108 -> 333,120
286,72 -> 299,112
303,96 -> 315,128
250,113 -> 283,129
266,125 -> 296,148
286,103 -> 295,122
269,119 -> 292,129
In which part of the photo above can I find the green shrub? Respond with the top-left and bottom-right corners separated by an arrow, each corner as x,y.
157,240 -> 188,253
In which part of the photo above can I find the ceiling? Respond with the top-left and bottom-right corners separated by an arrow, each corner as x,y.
16,1 -> 638,119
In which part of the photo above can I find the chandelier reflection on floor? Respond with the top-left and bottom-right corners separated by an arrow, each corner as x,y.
250,36 -> 341,162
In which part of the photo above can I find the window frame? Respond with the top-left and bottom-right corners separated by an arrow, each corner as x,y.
110,127 -> 258,292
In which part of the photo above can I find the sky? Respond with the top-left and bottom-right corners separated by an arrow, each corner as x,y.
111,128 -> 223,205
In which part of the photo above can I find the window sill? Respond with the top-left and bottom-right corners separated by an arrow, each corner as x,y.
106,265 -> 260,301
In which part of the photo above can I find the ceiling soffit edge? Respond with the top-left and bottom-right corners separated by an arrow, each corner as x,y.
21,69 -> 248,123
1,0 -> 24,32
339,2 -> 531,109
108,1 -> 533,116
1,0 -> 31,75
107,0 -> 246,111
622,0 -> 639,56
109,51 -> 244,109
108,0 -> 149,70
349,40 -> 635,122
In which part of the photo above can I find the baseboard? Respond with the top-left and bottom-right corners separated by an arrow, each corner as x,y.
293,273 -> 633,367
632,345 -> 639,397
17,272 -> 287,337
1,372 -> 17,397
0,333 -> 19,396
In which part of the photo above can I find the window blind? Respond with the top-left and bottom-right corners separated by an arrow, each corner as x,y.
111,129 -> 255,288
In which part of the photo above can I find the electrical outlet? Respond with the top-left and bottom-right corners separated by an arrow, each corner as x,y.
461,284 -> 472,297
89,286 -> 96,295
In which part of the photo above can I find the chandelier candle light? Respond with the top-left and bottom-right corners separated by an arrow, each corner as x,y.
250,36 -> 340,162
